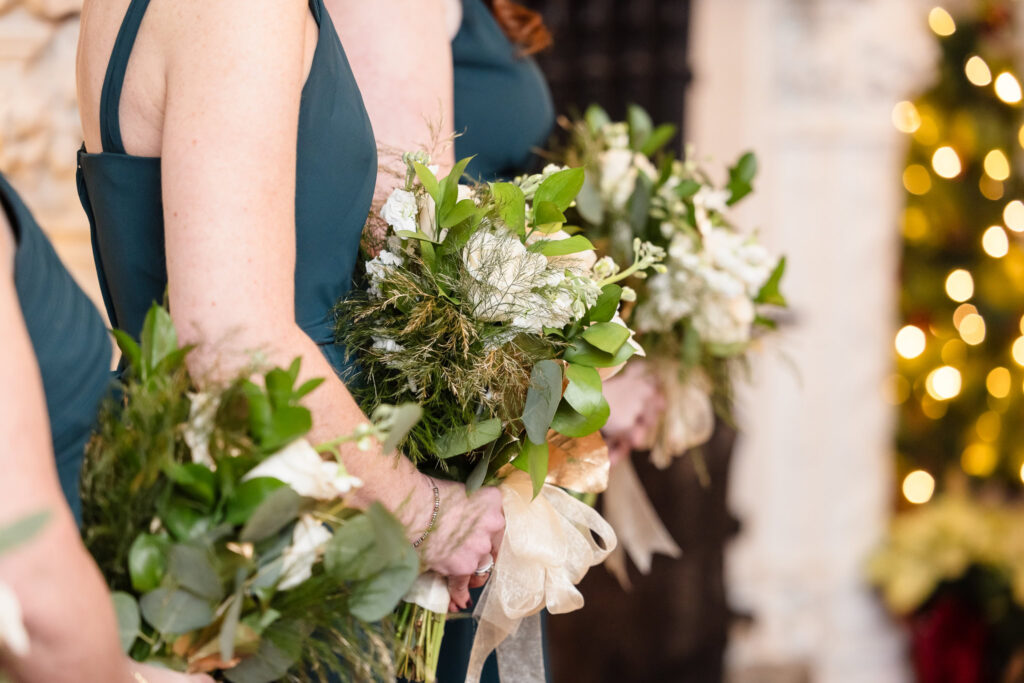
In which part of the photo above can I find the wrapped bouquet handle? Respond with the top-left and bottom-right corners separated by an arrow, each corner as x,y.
466,470 -> 617,683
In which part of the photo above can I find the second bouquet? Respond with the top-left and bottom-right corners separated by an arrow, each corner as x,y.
336,154 -> 663,682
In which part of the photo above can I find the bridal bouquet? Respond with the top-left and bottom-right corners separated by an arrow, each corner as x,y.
0,510 -> 50,667
81,305 -> 421,683
336,154 -> 662,681
551,104 -> 787,581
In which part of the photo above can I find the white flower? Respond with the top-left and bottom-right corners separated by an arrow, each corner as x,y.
525,229 -> 598,273
403,572 -> 450,612
416,185 -> 474,242
278,514 -> 332,591
183,392 -> 221,468
463,231 -> 550,322
371,336 -> 405,353
693,292 -> 756,346
365,249 -> 404,298
601,122 -> 630,150
592,256 -> 619,281
599,149 -> 639,211
243,439 -> 363,500
0,582 -> 28,656
380,189 -> 419,233
651,370 -> 715,468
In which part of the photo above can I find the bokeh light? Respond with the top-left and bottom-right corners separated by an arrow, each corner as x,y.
982,225 -> 1009,257
1012,337 -> 1024,366
945,269 -> 974,302
958,313 -> 986,345
1004,200 -> 1024,231
962,443 -> 998,477
932,146 -> 963,178
976,411 -> 1002,443
926,366 -> 962,400
903,165 -> 932,195
965,55 -> 993,86
995,72 -> 1023,104
902,470 -> 936,504
984,149 -> 1011,181
895,325 -> 927,358
928,7 -> 956,36
987,367 -> 1011,398
892,101 -> 922,133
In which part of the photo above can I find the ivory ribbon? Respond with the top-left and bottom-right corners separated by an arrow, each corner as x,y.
465,470 -> 617,683
602,458 -> 682,589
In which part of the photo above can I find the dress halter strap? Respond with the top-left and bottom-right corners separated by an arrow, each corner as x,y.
98,0 -> 153,154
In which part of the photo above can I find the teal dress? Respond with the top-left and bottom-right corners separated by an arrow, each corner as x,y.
2,173 -> 111,524
440,2 -> 556,681
77,0 -> 376,375
452,0 -> 555,181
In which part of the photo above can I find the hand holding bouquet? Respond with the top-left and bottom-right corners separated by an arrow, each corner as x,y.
81,305 -> 421,683
337,153 -> 664,682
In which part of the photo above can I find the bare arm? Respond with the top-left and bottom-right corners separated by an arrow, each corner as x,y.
326,0 -> 457,200
157,0 -> 501,601
0,203 -> 211,683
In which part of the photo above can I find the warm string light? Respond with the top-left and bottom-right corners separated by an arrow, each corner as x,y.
945,269 -> 974,302
965,55 -> 993,86
928,7 -> 956,36
932,146 -> 963,178
995,72 -> 1023,104
926,366 -> 962,400
984,149 -> 1011,181
903,165 -> 932,195
987,367 -> 1011,398
903,470 -> 936,504
982,225 -> 1009,258
895,325 -> 927,358
1004,200 -> 1024,232
892,101 -> 922,133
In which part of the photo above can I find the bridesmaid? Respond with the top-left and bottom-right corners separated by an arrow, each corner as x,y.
330,1 -> 555,680
0,173 -> 209,682
74,0 -> 504,619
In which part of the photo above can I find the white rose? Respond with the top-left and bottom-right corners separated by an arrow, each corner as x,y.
693,292 -> 755,346
403,572 -> 451,612
599,149 -> 639,211
0,581 -> 29,656
243,439 -> 363,500
277,514 -> 332,591
380,188 -> 419,233
183,392 -> 221,468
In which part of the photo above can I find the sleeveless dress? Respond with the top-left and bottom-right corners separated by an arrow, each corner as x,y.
452,0 -> 555,181
439,3 -> 556,680
2,173 -> 111,524
77,0 -> 376,377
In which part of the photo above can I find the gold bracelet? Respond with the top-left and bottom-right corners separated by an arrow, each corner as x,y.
413,478 -> 440,548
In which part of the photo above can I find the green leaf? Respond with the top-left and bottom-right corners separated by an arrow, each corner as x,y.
490,182 -> 527,237
535,167 -> 585,212
294,377 -> 324,400
727,152 -> 758,205
111,592 -> 140,654
168,544 -> 223,601
162,500 -> 214,542
627,104 -> 654,151
324,514 -> 377,581
223,637 -> 296,683
519,439 -> 549,498
414,161 -> 440,201
627,173 -> 653,233
435,418 -> 504,459
140,304 -> 178,376
550,399 -> 610,438
110,329 -> 142,374
582,322 -> 631,354
574,174 -> 604,225
527,234 -> 595,256
380,403 -> 423,454
584,284 -> 622,325
439,157 -> 473,215
681,323 -> 702,368
533,201 -> 566,231
563,364 -> 605,417
466,453 -> 492,494
128,533 -> 169,593
0,510 -> 50,556
396,229 -> 439,243
259,406 -> 313,453
675,179 -> 702,198
440,198 -> 478,229
521,359 -> 564,444
227,477 -> 287,526
585,104 -> 611,132
219,568 -> 247,663
562,337 -> 636,368
166,463 -> 217,507
240,487 -> 301,543
640,123 -> 677,156
755,256 -> 787,306
140,588 -> 215,634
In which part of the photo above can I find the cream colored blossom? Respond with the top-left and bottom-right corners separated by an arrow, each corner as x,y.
278,514 -> 332,591
243,439 -> 362,500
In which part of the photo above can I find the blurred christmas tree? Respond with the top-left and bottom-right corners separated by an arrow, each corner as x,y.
895,2 -> 1024,502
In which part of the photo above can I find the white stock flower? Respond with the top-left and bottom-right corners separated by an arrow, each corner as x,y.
243,439 -> 363,500
365,249 -> 404,298
0,582 -> 29,656
599,149 -> 639,211
184,392 -> 221,468
693,292 -> 756,346
277,514 -> 332,591
380,189 -> 419,233
601,122 -> 630,150
371,336 -> 405,353
592,256 -> 619,280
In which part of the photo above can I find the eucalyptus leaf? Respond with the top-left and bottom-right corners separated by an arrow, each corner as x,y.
168,544 -> 223,601
219,568 -> 247,663
435,418 -> 503,459
562,337 -> 636,368
111,592 -> 140,653
574,174 -> 604,225
627,104 -> 654,151
380,403 -> 423,454
162,500 -> 214,542
226,477 -> 287,526
139,588 -> 215,634
222,636 -> 296,683
584,103 -> 611,132
347,505 -> 419,621
627,173 -> 652,233
521,360 -> 563,444
240,487 -> 301,543
515,439 -> 549,498
0,510 -> 50,556
466,453 -> 492,494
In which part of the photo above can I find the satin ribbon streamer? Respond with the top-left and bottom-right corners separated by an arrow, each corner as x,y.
465,470 -> 617,683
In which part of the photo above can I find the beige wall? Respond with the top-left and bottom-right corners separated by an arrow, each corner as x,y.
1,0 -> 103,311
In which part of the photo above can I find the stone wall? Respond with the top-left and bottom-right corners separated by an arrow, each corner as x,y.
0,0 -> 101,308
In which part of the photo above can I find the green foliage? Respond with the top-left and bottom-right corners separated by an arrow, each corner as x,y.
0,510 -> 50,556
